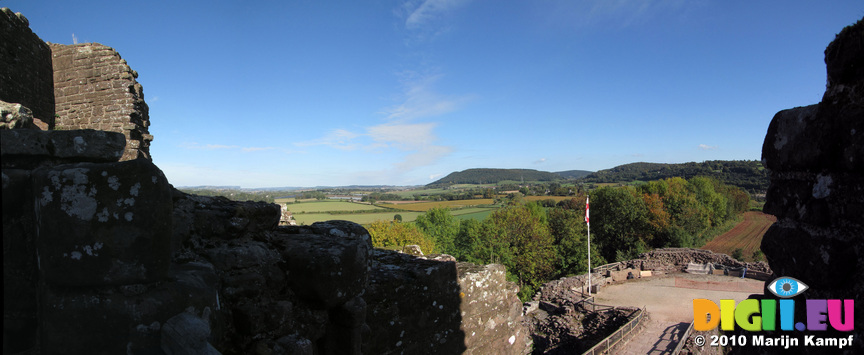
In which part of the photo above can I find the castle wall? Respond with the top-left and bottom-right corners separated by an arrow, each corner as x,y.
0,8 -> 54,128
756,18 -> 864,354
50,43 -> 152,161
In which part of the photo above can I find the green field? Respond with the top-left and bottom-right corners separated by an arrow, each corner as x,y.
290,206 -> 497,225
453,208 -> 495,221
285,201 -> 387,213
380,199 -> 496,212
292,211 -> 424,225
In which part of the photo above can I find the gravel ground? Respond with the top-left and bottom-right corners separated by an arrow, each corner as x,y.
592,273 -> 765,354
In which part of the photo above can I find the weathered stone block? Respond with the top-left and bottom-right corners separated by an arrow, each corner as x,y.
0,128 -> 52,157
171,191 -> 280,244
41,271 -> 219,355
49,129 -> 126,161
34,159 -> 172,286
365,249 -> 466,354
1,129 -> 126,169
761,105 -> 827,172
161,312 -> 220,355
0,100 -> 36,129
273,221 -> 372,309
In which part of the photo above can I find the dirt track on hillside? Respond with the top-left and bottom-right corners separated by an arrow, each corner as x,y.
702,212 -> 776,261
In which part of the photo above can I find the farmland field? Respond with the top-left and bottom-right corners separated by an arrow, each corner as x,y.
290,206 -> 497,225
285,201 -> 388,213
701,211 -> 776,261
523,196 -> 577,203
292,211 -> 424,225
382,199 -> 496,212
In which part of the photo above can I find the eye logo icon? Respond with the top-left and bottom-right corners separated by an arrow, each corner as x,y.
768,277 -> 808,298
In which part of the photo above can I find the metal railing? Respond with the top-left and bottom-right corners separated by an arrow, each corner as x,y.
581,305 -> 647,355
672,322 -> 695,355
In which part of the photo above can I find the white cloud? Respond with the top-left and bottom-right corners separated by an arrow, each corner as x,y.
429,173 -> 444,180
699,144 -> 718,150
534,158 -> 547,164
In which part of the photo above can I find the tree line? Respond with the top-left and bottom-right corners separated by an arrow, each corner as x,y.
581,160 -> 768,193
367,176 -> 749,301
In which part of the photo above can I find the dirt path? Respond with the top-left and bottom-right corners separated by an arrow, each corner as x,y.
592,273 -> 764,354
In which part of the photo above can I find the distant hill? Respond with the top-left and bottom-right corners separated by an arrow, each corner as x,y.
579,160 -> 768,192
428,168 -> 564,187
554,170 -> 593,179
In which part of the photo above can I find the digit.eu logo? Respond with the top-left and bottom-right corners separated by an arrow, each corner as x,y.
692,277 -> 854,332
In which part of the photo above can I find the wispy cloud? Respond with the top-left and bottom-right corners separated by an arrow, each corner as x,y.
380,72 -> 472,121
295,72 -> 463,175
294,129 -> 361,150
540,0 -> 694,30
698,144 -> 718,150
533,158 -> 547,164
402,0 -> 473,30
396,0 -> 474,42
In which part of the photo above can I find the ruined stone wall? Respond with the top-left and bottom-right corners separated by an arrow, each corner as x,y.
752,17 -> 864,355
51,43 -> 152,161
0,8 -> 54,128
2,126 -> 531,354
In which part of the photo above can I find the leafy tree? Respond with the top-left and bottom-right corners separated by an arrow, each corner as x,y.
366,220 -> 436,255
591,186 -> 650,262
393,214 -> 403,222
548,207 -> 589,277
484,205 -> 558,300
454,219 -> 488,264
414,208 -> 460,255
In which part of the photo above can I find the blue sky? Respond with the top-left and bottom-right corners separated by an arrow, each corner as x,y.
8,1 -> 864,187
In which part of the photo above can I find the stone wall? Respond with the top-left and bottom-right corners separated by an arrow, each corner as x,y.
751,17 -> 864,354
51,43 -> 152,161
1,125 -> 531,354
0,8 -> 54,128
365,251 -> 531,354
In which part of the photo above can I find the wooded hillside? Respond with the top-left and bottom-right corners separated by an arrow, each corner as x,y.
580,160 -> 768,192
427,168 -> 564,187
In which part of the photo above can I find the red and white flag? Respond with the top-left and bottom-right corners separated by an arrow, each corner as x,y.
585,196 -> 589,224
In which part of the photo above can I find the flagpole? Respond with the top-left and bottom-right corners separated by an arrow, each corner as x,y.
586,196 -> 591,296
